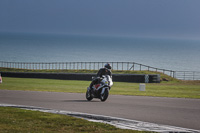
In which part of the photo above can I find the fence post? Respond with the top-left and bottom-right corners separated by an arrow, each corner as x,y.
193,71 -> 195,80
184,71 -> 185,80
65,62 -> 67,70
173,71 -> 175,78
111,62 -> 113,70
74,62 -> 76,70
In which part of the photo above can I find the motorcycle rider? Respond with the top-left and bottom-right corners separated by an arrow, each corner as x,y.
89,63 -> 112,92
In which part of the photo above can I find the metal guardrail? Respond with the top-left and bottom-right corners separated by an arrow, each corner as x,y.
0,61 -> 199,80
174,71 -> 200,80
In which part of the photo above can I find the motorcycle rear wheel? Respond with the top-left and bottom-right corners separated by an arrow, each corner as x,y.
86,90 -> 93,101
100,89 -> 109,102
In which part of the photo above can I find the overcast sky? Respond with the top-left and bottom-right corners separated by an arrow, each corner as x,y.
0,0 -> 200,39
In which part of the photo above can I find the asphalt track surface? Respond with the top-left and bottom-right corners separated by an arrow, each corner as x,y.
0,90 -> 200,130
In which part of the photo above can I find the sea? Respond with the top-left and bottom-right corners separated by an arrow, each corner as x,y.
0,32 -> 200,71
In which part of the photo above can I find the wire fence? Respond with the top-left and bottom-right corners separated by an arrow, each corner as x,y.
0,61 -> 200,80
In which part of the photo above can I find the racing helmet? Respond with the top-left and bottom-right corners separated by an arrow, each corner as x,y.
104,63 -> 112,69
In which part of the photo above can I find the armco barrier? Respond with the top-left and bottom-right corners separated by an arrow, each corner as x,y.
1,61 -> 200,80
1,72 -> 160,83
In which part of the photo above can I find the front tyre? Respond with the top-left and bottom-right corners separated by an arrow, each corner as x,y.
86,90 -> 93,101
100,89 -> 109,102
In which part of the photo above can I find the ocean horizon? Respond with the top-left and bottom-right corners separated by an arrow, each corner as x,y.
1,32 -> 200,71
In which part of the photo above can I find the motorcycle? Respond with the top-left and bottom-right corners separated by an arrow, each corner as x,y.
86,75 -> 113,102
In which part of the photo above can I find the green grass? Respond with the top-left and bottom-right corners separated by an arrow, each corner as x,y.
112,81 -> 200,98
0,77 -> 88,93
1,77 -> 200,99
1,107 -> 151,133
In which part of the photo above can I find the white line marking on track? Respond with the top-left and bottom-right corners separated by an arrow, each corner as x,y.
1,103 -> 200,133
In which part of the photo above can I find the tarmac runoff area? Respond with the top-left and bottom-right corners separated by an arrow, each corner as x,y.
1,104 -> 200,133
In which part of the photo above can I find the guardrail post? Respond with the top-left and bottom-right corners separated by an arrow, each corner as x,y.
174,71 -> 176,78
193,72 -> 195,80
184,71 -> 185,80
112,62 -> 113,70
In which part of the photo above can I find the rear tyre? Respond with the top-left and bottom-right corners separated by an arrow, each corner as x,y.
86,90 -> 93,101
100,89 -> 109,102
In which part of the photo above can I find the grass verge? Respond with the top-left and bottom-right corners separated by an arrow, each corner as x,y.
0,107 -> 151,133
1,77 -> 200,99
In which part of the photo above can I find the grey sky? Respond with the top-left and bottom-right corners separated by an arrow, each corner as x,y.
0,0 -> 199,39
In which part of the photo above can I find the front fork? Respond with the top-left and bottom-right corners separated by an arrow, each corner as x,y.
101,87 -> 109,95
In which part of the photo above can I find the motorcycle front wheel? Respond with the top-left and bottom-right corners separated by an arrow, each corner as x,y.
100,89 -> 109,102
86,90 -> 93,101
